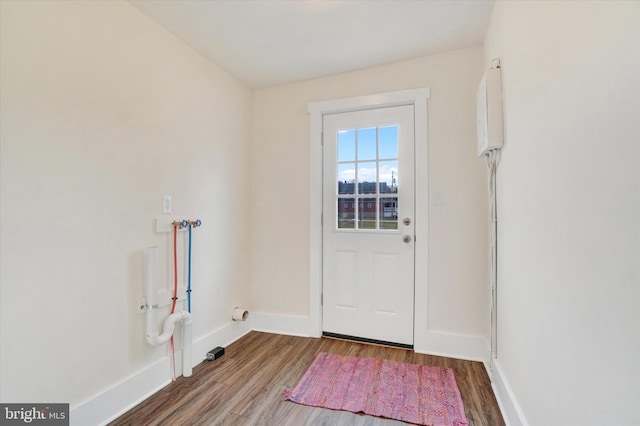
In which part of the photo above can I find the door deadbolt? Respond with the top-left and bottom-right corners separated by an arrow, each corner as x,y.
402,217 -> 411,226
402,235 -> 412,243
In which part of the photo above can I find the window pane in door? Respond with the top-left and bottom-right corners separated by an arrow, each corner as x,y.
358,198 -> 377,229
338,163 -> 355,194
380,197 -> 398,230
338,198 -> 355,229
379,126 -> 398,159
338,130 -> 355,162
357,162 -> 377,194
357,128 -> 376,161
379,160 -> 398,194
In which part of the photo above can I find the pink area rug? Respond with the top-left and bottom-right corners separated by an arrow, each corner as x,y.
285,352 -> 469,426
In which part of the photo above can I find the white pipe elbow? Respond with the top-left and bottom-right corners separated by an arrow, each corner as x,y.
144,246 -> 193,377
146,311 -> 192,346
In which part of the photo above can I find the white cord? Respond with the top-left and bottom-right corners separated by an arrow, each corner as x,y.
486,149 -> 500,369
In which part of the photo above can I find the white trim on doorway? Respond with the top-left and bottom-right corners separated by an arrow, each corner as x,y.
307,88 -> 430,348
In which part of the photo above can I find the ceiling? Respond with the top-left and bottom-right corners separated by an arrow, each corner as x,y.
129,0 -> 495,89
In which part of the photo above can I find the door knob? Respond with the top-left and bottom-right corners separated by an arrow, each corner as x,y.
402,235 -> 411,243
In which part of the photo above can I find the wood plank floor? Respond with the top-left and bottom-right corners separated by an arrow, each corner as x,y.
109,332 -> 504,426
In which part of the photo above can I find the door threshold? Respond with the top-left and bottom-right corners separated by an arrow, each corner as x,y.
322,332 -> 414,350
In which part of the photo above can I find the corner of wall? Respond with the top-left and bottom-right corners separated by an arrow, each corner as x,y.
490,359 -> 529,426
415,331 -> 490,365
249,312 -> 312,338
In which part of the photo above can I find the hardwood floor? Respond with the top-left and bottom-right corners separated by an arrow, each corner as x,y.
109,332 -> 504,426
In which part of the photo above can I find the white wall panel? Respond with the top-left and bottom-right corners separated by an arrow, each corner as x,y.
483,1 -> 640,424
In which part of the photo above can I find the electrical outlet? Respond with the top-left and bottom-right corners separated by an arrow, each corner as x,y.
162,195 -> 172,214
137,298 -> 147,314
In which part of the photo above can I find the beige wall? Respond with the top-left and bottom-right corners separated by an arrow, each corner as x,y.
0,0 -> 251,406
484,1 -> 640,424
250,46 -> 490,340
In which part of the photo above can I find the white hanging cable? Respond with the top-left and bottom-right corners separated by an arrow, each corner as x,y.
486,149 -> 500,371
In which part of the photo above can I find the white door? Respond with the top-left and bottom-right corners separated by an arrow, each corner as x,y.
322,105 -> 415,346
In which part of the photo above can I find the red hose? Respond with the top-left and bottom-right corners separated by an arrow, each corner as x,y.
170,226 -> 178,380
171,226 -> 178,314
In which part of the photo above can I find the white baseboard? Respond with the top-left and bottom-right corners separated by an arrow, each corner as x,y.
415,332 -> 523,425
70,320 -> 251,426
193,320 -> 251,363
249,311 -> 311,337
248,314 -> 490,366
70,358 -> 171,426
414,330 -> 490,364
71,316 -> 509,426
490,359 -> 529,426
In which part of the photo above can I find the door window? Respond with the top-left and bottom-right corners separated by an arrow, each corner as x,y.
336,125 -> 399,230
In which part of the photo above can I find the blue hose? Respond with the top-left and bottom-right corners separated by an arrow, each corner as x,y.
187,223 -> 192,313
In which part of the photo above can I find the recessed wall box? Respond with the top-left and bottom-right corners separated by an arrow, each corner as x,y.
477,67 -> 504,157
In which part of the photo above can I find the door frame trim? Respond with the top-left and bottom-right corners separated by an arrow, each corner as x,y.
308,88 -> 430,350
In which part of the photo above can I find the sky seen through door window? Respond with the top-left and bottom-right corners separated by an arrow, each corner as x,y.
337,126 -> 398,190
